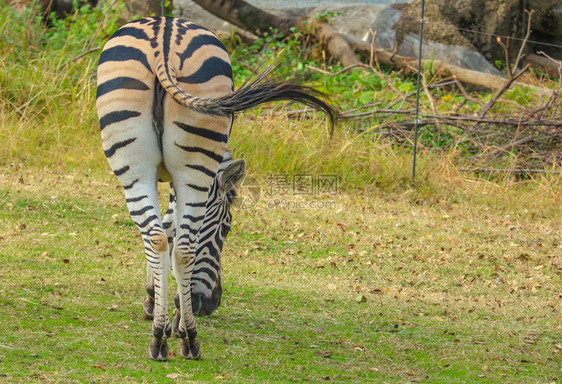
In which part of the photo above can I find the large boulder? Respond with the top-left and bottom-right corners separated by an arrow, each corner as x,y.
393,0 -> 562,63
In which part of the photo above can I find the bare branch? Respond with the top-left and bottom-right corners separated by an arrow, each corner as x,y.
453,77 -> 484,106
513,10 -> 534,74
478,64 -> 530,119
496,36 -> 512,78
305,64 -> 364,76
71,46 -> 101,62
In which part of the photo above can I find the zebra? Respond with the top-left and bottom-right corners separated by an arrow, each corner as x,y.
96,16 -> 335,361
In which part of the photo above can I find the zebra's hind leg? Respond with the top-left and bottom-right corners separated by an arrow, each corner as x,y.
121,180 -> 172,361
143,184 -> 176,321
107,141 -> 171,359
169,183 -> 208,361
97,68 -> 173,360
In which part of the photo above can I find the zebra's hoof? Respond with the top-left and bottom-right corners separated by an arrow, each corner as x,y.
143,297 -> 154,320
180,338 -> 201,360
148,337 -> 168,361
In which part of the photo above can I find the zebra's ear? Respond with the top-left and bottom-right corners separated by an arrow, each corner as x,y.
219,159 -> 246,193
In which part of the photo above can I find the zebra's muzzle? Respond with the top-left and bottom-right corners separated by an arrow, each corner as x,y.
191,284 -> 222,316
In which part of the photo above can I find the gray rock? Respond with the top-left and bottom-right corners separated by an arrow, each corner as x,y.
174,1 -> 234,31
398,34 -> 501,75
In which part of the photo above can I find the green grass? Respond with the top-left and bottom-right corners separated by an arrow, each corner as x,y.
0,2 -> 561,383
0,169 -> 560,383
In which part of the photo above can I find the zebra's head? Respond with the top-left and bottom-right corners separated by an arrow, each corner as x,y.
191,152 -> 245,316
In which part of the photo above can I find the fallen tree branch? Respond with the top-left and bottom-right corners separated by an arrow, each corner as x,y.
458,168 -> 554,174
453,77 -> 484,107
525,53 -> 562,78
485,131 -> 559,160
190,0 -> 297,36
308,19 -> 365,69
534,51 -> 562,119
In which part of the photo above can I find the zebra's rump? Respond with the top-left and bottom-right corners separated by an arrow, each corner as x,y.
96,16 -> 234,135
96,17 -> 235,176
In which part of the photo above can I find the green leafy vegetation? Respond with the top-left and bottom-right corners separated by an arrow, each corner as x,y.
0,2 -> 560,383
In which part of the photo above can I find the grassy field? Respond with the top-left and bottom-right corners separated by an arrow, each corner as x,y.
1,2 -> 561,383
0,158 -> 560,383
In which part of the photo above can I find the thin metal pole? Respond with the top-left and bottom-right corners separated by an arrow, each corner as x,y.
162,0 -> 165,17
522,0 -> 527,39
412,0 -> 426,181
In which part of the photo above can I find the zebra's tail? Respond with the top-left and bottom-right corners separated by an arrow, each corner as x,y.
156,66 -> 336,128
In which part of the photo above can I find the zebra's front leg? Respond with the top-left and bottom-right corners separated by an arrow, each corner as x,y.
143,267 -> 155,320
169,186 -> 212,360
172,246 -> 201,360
